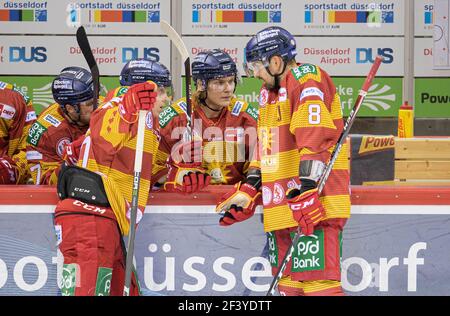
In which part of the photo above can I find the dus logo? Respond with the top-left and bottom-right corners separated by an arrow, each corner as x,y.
9,47 -> 47,63
122,47 -> 160,63
356,48 -> 393,64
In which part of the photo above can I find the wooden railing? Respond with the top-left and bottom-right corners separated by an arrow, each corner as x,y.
394,137 -> 450,185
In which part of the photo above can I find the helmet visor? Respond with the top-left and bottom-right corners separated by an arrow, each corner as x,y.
243,60 -> 267,77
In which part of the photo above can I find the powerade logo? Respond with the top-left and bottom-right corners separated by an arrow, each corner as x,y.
9,46 -> 47,62
356,48 -> 393,64
122,47 -> 159,62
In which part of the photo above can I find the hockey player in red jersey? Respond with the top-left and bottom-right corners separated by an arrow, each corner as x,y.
26,66 -> 96,185
54,80 -> 160,296
159,49 -> 258,193
0,81 -> 37,184
217,27 -> 351,296
64,59 -> 173,182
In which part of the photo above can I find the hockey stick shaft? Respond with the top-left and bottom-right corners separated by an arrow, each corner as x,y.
160,20 -> 193,141
266,56 -> 383,296
123,110 -> 147,296
76,26 -> 100,108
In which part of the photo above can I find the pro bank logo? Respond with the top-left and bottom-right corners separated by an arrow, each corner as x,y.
192,2 -> 282,23
356,48 -> 393,64
9,46 -> 47,63
291,231 -> 325,272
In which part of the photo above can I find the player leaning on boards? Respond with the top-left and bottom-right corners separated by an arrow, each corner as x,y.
217,26 -> 350,296
0,81 -> 36,184
159,49 -> 258,193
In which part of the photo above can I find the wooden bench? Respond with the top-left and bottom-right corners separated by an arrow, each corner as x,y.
394,137 -> 450,185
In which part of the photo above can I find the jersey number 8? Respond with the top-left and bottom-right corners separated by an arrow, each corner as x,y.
308,104 -> 321,125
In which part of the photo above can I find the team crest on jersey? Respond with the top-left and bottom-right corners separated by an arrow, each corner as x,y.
231,101 -> 244,116
44,114 -> 61,127
0,103 -> 16,120
56,137 -> 71,158
262,186 -> 272,206
259,88 -> 268,107
272,183 -> 285,205
145,111 -> 153,129
278,87 -> 287,102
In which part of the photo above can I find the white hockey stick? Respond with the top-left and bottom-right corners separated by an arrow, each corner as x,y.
160,20 -> 193,141
123,109 -> 147,296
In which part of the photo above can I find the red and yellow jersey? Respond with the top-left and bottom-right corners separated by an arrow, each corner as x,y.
252,63 -> 350,232
77,99 -> 160,235
104,87 -> 167,184
26,103 -> 88,185
158,97 -> 258,185
0,81 -> 37,183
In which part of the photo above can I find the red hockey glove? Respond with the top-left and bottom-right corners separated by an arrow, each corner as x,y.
164,164 -> 211,194
286,188 -> 325,236
164,140 -> 211,193
0,156 -> 18,184
62,135 -> 85,166
119,81 -> 158,122
216,182 -> 261,226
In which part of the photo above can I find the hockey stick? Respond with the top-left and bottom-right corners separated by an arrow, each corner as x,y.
76,26 -> 100,109
123,109 -> 147,296
160,20 -> 193,141
266,56 -> 383,296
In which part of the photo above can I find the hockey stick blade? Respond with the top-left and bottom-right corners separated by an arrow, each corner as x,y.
76,26 -> 100,108
160,20 -> 193,140
160,20 -> 189,62
266,56 -> 383,296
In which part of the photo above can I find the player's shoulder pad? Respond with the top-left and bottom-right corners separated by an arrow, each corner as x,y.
159,97 -> 186,128
0,81 -> 32,106
228,98 -> 258,121
291,63 -> 322,84
27,104 -> 64,147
